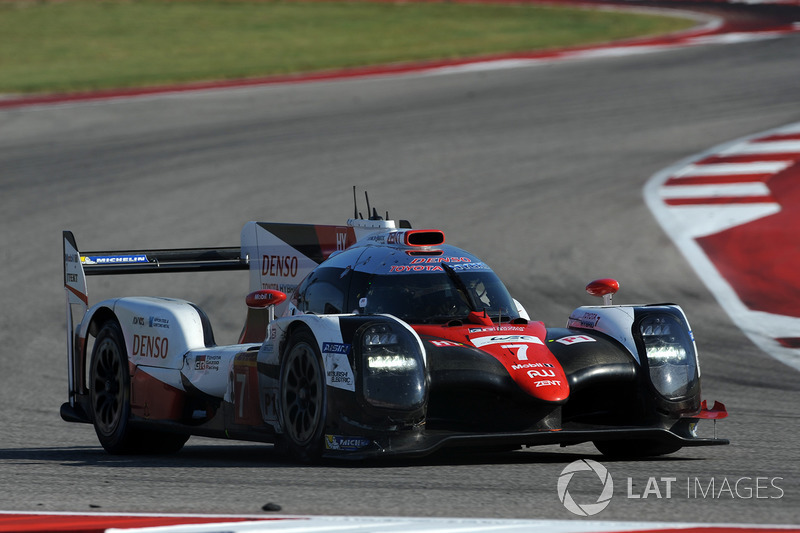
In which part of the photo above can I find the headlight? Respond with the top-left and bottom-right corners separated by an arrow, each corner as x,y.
364,329 -> 399,347
359,323 -> 425,409
367,354 -> 419,372
639,313 -> 698,399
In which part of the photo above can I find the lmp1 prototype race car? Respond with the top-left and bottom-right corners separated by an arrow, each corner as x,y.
61,197 -> 727,461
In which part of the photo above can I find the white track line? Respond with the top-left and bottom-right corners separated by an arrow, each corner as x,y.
104,516 -> 800,533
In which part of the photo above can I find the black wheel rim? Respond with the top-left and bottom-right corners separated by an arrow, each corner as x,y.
283,343 -> 322,446
92,337 -> 124,436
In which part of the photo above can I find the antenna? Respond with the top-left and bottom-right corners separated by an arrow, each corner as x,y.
353,186 -> 358,219
365,191 -> 371,218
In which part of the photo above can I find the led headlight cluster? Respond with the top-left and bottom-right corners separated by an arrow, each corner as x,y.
639,313 -> 698,399
367,353 -> 419,372
360,322 -> 425,409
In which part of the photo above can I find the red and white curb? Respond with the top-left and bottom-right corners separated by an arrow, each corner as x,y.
2,512 -> 800,533
645,121 -> 800,371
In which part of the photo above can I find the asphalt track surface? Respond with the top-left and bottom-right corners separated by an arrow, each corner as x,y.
1,1 -> 800,526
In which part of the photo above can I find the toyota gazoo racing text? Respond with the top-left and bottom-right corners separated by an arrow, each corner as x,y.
61,202 -> 727,460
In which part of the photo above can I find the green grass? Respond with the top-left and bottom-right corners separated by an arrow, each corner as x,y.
0,0 -> 694,94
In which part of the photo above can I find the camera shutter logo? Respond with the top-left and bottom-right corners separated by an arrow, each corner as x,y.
557,459 -> 614,516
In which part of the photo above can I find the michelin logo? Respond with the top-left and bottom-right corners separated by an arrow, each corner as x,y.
82,255 -> 149,265
325,435 -> 371,451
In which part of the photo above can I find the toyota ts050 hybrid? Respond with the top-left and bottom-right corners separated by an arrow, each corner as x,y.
61,198 -> 727,461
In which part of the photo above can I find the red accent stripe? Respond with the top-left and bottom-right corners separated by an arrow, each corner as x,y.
664,174 -> 773,186
65,285 -> 89,306
756,133 -> 800,142
626,526 -> 800,533
664,196 -> 775,206
695,154 -> 800,165
776,337 -> 800,348
0,514 -> 287,532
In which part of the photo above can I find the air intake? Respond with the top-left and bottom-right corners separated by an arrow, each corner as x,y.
405,230 -> 445,247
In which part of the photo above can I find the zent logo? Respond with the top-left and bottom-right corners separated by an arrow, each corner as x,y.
557,459 -> 613,516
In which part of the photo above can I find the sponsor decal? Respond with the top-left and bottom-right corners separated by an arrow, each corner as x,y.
263,388 -> 279,423
335,232 -> 348,251
387,261 -> 490,273
132,334 -> 168,359
386,232 -> 403,245
148,316 -> 170,329
444,262 -> 490,272
260,282 -> 297,293
471,335 -> 543,348
468,326 -> 525,333
535,379 -> 562,387
410,257 -> 471,264
322,342 -> 351,355
556,334 -> 596,345
389,265 -> 444,273
567,311 -> 602,329
81,255 -> 148,265
261,255 -> 299,277
132,316 -> 145,326
327,368 -> 353,386
325,435 -> 371,451
511,362 -> 554,370
194,354 -> 221,371
430,340 -> 462,347
324,353 -> 355,391
527,368 -> 557,379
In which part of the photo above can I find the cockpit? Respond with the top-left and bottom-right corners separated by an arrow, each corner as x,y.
353,267 -> 520,324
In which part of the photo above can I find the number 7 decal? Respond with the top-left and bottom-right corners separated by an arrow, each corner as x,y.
501,344 -> 529,360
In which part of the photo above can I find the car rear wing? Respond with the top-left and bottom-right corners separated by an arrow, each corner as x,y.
63,229 -> 248,318
62,231 -> 250,416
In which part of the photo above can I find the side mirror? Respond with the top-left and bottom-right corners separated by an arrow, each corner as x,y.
585,278 -> 619,306
239,290 -> 288,344
246,289 -> 287,309
246,289 -> 287,324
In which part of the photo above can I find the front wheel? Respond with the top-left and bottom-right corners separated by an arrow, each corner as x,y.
279,329 -> 326,462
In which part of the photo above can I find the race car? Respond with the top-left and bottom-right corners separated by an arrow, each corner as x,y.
61,197 -> 727,460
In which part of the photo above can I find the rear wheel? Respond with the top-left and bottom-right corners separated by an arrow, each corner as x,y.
90,320 -> 187,454
280,329 -> 326,462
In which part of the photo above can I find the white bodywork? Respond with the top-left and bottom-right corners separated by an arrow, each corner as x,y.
566,304 -> 698,369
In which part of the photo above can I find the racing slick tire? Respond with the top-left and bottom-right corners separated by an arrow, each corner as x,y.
89,320 -> 188,454
593,439 -> 681,458
279,328 -> 327,462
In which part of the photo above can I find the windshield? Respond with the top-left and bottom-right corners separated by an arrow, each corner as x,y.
355,268 -> 520,324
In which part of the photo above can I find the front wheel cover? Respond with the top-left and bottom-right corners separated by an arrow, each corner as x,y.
280,330 -> 326,461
